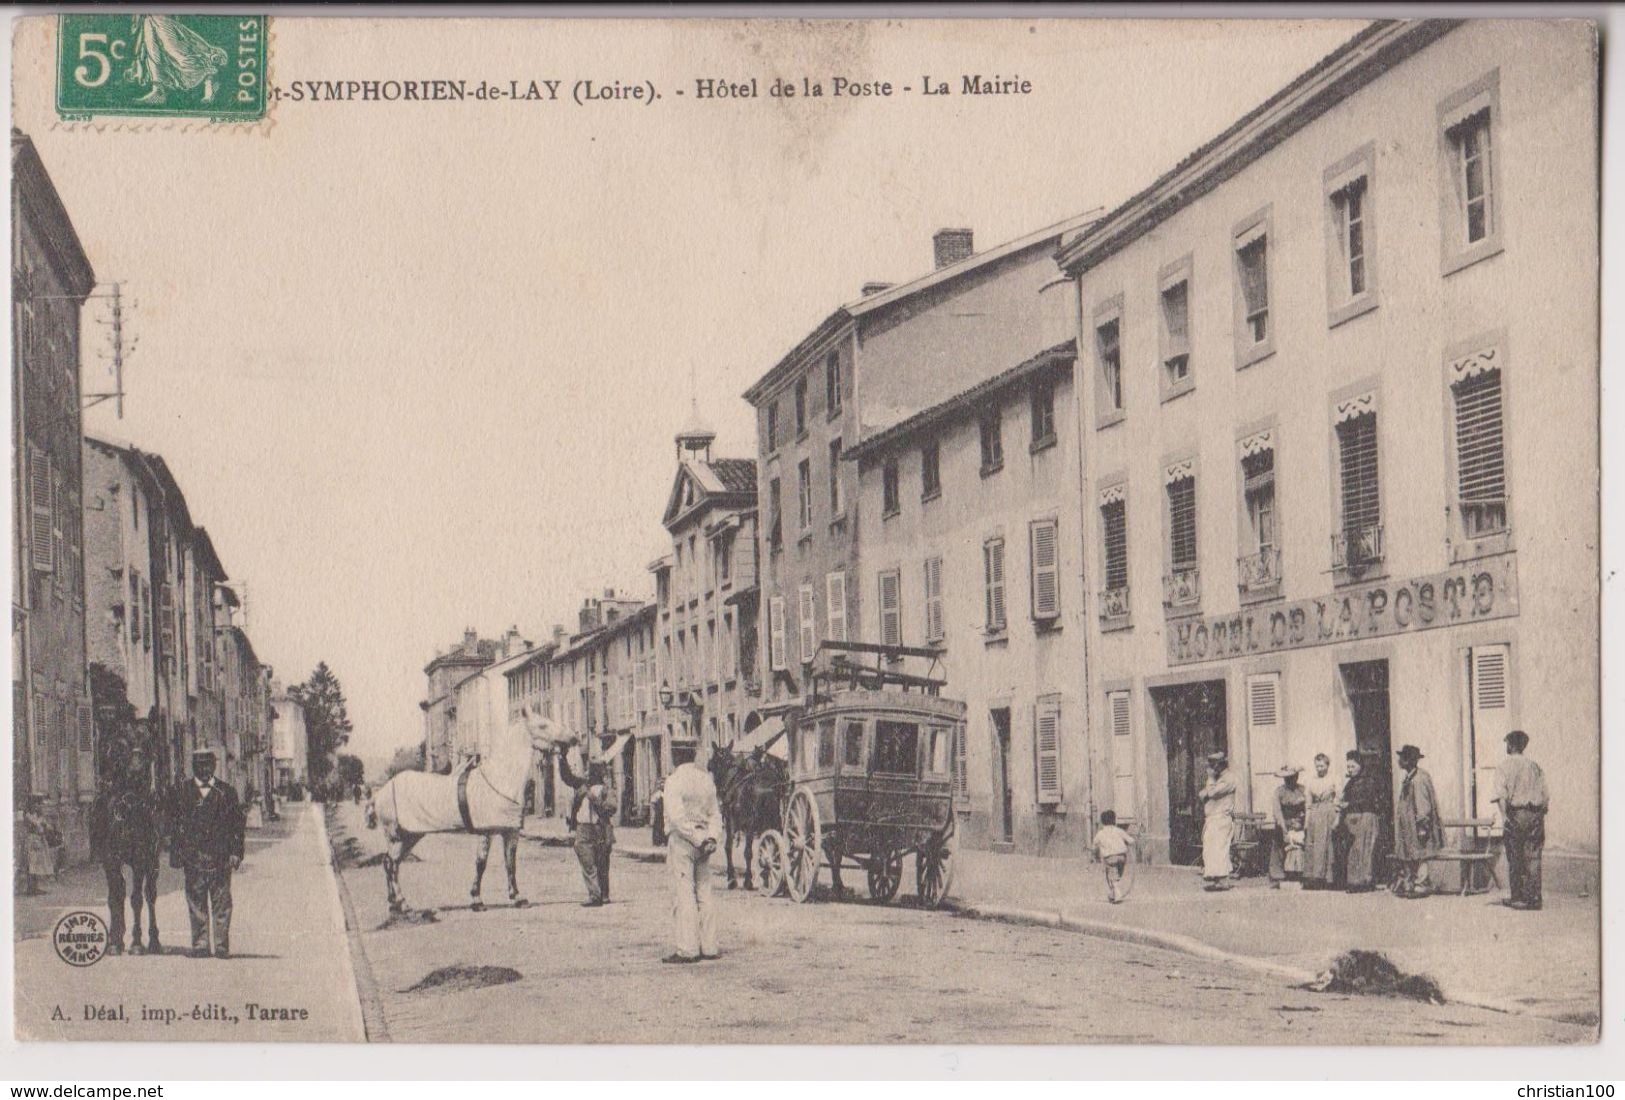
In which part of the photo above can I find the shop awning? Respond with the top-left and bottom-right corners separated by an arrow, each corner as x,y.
734,715 -> 788,758
597,732 -> 632,763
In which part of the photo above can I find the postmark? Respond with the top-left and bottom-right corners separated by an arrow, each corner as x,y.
56,14 -> 266,122
53,911 -> 108,968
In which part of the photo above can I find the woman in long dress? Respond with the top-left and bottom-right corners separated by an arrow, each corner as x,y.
125,15 -> 227,104
1197,751 -> 1237,891
1268,765 -> 1308,888
1338,750 -> 1383,892
1302,753 -> 1339,888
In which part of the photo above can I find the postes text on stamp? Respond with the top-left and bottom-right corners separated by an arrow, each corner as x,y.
56,14 -> 266,122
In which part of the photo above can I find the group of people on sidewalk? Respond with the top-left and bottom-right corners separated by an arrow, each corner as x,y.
1187,729 -> 1548,907
557,737 -> 726,963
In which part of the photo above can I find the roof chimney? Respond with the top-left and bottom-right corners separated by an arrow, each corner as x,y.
463,628 -> 478,653
932,228 -> 974,270
861,281 -> 894,297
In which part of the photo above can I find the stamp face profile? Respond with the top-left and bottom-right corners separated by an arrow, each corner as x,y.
56,14 -> 266,122
53,911 -> 109,968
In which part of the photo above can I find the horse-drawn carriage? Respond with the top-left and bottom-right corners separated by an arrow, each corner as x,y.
746,641 -> 966,910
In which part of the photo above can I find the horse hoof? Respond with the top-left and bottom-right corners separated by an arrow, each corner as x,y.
512,898 -> 530,909
727,881 -> 739,890
107,944 -> 124,956
470,902 -> 486,913
129,943 -> 145,956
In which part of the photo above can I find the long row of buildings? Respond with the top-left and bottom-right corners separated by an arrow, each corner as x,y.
424,20 -> 1597,887
12,131 -> 301,870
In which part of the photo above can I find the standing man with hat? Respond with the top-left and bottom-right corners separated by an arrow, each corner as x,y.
1393,745 -> 1442,898
169,747 -> 244,958
1197,750 -> 1237,891
1493,730 -> 1549,910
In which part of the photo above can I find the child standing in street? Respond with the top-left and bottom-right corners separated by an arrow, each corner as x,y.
1093,810 -> 1132,904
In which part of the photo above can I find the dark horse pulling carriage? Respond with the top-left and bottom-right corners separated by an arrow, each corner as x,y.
731,641 -> 966,910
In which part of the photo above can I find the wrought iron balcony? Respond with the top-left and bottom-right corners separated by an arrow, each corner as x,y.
1162,568 -> 1201,609
1237,547 -> 1282,594
1099,585 -> 1132,621
1331,524 -> 1384,576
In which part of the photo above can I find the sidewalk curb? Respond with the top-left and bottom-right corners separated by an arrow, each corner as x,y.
956,902 -> 1318,987
955,902 -> 1542,1019
320,806 -> 392,1042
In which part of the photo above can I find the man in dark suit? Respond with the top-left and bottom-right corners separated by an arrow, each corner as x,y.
170,747 -> 245,958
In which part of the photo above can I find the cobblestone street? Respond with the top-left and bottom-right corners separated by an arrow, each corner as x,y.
327,805 -> 1590,1045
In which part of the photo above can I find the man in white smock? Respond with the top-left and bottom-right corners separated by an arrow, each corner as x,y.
661,757 -> 724,963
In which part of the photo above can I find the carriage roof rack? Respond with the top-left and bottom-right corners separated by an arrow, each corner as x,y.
812,640 -> 947,697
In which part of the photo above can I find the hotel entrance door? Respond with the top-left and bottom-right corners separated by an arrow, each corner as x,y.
1153,680 -> 1228,865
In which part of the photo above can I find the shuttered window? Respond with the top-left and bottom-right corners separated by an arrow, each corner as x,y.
1031,378 -> 1056,445
1167,476 -> 1197,569
878,570 -> 902,647
50,466 -> 64,596
1101,500 -> 1128,591
798,584 -> 817,664
33,691 -> 48,749
882,461 -> 900,517
1454,369 -> 1507,537
768,478 -> 782,549
77,702 -> 94,753
825,350 -> 843,416
921,442 -> 941,499
982,537 -> 1006,632
159,583 -> 176,666
1243,450 -> 1277,553
141,578 -> 152,650
828,438 -> 844,515
1109,690 -> 1135,818
1034,695 -> 1062,806
797,459 -> 812,531
1468,643 -> 1511,817
768,596 -> 787,671
1245,672 -> 1283,811
1030,519 -> 1060,620
825,571 -> 848,642
29,446 -> 53,573
924,557 -> 945,643
67,491 -> 82,609
1337,413 -> 1381,533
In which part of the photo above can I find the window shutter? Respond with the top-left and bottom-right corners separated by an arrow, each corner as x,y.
29,447 -> 54,573
1030,519 -> 1060,620
141,578 -> 152,649
1454,369 -> 1506,509
1167,477 -> 1198,568
1109,690 -> 1136,819
879,571 -> 902,647
159,583 -> 176,663
1034,697 -> 1062,805
1468,644 -> 1511,818
51,462 -> 65,593
983,538 -> 1006,631
768,596 -> 787,672
924,557 -> 944,643
825,571 -> 848,643
1102,500 -> 1128,591
77,702 -> 93,754
1244,672 -> 1283,812
32,691 -> 48,748
953,721 -> 969,805
68,491 -> 82,608
798,584 -> 816,664
1337,414 -> 1381,532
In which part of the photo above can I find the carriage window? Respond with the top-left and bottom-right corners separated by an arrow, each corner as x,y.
873,721 -> 920,776
927,726 -> 951,775
817,719 -> 836,768
842,721 -> 865,768
798,727 -> 818,773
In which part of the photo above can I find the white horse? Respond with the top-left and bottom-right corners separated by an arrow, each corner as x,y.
367,711 -> 564,914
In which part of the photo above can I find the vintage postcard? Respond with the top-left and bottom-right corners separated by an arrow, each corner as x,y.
7,13 -> 1600,1047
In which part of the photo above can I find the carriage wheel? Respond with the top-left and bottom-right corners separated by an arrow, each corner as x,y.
866,849 -> 903,903
783,789 -> 821,904
916,822 -> 957,909
753,829 -> 787,898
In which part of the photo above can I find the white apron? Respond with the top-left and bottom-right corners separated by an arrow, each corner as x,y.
1202,813 -> 1234,878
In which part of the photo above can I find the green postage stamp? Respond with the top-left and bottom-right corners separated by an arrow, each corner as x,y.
56,14 -> 266,121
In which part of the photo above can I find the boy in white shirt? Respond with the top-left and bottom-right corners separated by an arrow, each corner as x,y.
1092,810 -> 1132,904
